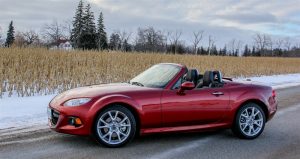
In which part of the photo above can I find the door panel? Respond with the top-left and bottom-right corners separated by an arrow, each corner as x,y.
161,87 -> 230,127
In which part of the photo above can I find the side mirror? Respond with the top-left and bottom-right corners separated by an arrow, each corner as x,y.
178,81 -> 195,94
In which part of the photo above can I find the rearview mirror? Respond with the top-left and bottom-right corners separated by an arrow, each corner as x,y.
178,81 -> 195,94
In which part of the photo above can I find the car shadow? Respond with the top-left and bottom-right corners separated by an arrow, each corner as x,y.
53,129 -> 237,149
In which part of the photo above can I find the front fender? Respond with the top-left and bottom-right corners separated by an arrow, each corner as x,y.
85,94 -> 142,132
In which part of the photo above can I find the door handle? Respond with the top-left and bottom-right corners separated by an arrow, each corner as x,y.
212,92 -> 224,96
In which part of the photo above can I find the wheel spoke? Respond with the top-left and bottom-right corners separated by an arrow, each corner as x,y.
120,116 -> 128,124
108,132 -> 112,143
247,109 -> 251,117
119,131 -> 127,137
98,125 -> 109,129
102,132 -> 110,138
241,114 -> 248,119
242,124 -> 248,131
120,124 -> 130,127
114,111 -> 119,120
249,127 -> 254,135
251,107 -> 255,116
253,111 -> 260,117
116,132 -> 121,142
254,121 -> 261,127
108,112 -> 114,121
100,118 -> 109,125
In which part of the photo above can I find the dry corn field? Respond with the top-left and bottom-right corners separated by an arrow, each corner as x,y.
1,48 -> 300,97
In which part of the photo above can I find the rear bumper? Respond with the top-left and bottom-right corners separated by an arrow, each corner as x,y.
267,99 -> 278,121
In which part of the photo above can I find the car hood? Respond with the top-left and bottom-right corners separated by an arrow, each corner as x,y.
50,83 -> 152,106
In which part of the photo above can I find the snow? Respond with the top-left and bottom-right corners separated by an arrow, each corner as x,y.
0,73 -> 300,130
0,95 -> 56,130
236,73 -> 300,89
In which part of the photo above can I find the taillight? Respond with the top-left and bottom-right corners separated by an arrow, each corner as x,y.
272,90 -> 276,98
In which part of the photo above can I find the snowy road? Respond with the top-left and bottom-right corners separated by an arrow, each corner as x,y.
1,86 -> 300,159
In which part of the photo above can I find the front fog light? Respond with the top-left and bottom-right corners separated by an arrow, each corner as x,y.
68,117 -> 82,127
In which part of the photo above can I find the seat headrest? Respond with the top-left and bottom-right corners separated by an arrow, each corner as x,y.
212,71 -> 223,83
185,69 -> 199,84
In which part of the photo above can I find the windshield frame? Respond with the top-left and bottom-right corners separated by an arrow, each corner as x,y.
130,63 -> 184,89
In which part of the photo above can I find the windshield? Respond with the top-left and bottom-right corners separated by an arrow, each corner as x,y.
130,64 -> 181,88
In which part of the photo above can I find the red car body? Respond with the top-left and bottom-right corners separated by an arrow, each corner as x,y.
48,63 -> 277,136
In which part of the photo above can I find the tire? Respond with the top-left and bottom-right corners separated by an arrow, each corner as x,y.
93,105 -> 136,147
232,103 -> 266,139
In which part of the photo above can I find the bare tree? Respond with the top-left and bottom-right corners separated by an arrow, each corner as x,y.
134,27 -> 165,52
284,37 -> 291,51
275,38 -> 284,49
208,35 -> 215,55
169,30 -> 182,54
62,19 -> 73,40
192,30 -> 204,55
118,30 -> 132,52
253,33 -> 271,56
0,27 -> 3,46
22,30 -> 39,45
14,32 -> 27,47
42,20 -> 66,47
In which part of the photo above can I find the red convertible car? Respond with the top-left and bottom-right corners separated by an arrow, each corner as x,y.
48,63 -> 277,147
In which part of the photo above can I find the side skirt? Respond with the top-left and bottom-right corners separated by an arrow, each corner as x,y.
140,123 -> 230,135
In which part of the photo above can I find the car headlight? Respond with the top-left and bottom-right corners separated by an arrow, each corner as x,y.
64,98 -> 91,107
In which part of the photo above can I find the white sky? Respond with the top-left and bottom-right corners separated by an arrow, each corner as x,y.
0,0 -> 300,46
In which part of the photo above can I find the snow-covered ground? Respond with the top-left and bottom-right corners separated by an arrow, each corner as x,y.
236,73 -> 300,89
0,73 -> 300,130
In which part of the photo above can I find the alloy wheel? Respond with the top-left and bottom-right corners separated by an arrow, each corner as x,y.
96,110 -> 131,145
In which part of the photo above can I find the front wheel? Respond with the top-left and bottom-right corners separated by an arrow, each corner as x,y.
93,105 -> 136,147
232,103 -> 266,139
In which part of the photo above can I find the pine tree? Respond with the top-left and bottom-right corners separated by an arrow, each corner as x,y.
243,45 -> 250,56
71,0 -> 84,48
109,33 -> 121,50
5,21 -> 15,47
80,3 -> 97,49
251,46 -> 256,56
97,12 -> 108,50
222,46 -> 227,56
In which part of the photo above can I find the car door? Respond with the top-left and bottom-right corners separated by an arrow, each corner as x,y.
161,87 -> 230,127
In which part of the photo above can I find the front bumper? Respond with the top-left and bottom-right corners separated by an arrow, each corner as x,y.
48,105 -> 92,136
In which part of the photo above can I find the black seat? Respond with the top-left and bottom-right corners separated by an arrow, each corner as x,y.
185,69 -> 199,85
201,71 -> 213,87
212,70 -> 223,83
197,70 -> 224,88
211,70 -> 223,87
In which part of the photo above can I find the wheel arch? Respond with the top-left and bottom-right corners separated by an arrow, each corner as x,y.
234,99 -> 269,122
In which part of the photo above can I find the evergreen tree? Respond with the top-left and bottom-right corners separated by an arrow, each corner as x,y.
222,46 -> 227,56
123,39 -> 131,52
243,45 -> 250,56
5,21 -> 15,47
97,12 -> 108,50
71,0 -> 84,48
251,46 -> 256,56
80,3 -> 97,49
109,33 -> 121,50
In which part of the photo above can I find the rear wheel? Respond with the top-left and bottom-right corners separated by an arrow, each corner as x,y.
232,103 -> 266,139
93,105 -> 136,147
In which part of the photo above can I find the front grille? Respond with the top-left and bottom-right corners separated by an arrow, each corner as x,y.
48,108 -> 60,126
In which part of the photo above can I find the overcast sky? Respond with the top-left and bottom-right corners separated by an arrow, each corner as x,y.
0,0 -> 300,46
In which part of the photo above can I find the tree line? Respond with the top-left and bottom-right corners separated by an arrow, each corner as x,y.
1,0 -> 299,57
